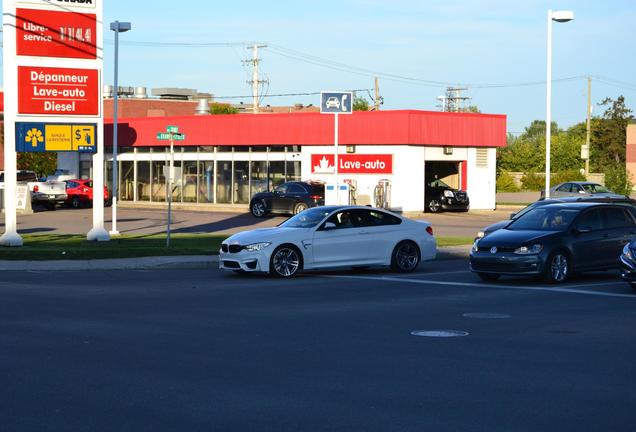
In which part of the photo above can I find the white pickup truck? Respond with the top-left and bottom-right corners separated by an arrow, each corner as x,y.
0,170 -> 67,210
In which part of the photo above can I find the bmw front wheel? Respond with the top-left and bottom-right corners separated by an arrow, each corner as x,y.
270,245 -> 302,277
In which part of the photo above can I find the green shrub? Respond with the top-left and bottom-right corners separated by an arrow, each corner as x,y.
604,165 -> 634,196
551,169 -> 586,185
496,172 -> 519,192
521,172 -> 545,191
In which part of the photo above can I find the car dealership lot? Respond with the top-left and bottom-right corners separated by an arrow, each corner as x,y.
1,260 -> 635,431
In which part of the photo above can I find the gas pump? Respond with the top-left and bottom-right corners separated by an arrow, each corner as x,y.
374,179 -> 391,209
343,179 -> 357,205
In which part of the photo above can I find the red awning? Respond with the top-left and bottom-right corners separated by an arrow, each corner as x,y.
104,109 -> 507,148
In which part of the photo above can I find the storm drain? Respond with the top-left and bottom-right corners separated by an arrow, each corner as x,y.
410,330 -> 469,338
463,313 -> 511,319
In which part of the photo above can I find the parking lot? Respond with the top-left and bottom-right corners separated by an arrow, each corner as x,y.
1,258 -> 635,431
3,205 -> 507,237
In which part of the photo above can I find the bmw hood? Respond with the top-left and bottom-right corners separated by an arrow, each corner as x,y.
223,227 -> 308,245
476,229 -> 560,247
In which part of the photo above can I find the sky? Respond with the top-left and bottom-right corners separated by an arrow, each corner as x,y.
5,0 -> 636,134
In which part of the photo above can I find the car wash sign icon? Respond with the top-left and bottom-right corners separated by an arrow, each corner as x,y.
320,91 -> 353,114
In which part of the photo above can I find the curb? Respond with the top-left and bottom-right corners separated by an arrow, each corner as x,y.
0,246 -> 471,271
0,255 -> 219,271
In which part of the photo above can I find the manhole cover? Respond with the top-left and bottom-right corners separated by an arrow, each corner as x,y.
411,330 -> 469,338
463,313 -> 511,319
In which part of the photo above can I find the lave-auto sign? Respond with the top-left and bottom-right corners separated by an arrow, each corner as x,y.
18,65 -> 99,116
312,154 -> 393,174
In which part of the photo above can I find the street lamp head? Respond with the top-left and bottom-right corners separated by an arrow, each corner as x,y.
110,21 -> 132,32
551,10 -> 574,23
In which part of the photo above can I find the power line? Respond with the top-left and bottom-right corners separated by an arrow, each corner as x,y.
213,89 -> 372,100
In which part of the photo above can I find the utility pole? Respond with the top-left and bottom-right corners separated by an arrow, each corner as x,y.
374,77 -> 380,111
245,44 -> 268,113
442,87 -> 471,112
585,76 -> 592,178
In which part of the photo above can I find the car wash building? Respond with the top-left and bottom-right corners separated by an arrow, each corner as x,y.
58,109 -> 506,212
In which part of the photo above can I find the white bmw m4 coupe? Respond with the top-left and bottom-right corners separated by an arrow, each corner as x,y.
220,206 -> 437,277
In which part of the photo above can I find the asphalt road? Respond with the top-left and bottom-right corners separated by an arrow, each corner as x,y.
1,260 -> 635,431
3,206 -> 506,237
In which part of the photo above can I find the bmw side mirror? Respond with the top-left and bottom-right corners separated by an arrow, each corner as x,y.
509,212 -> 517,220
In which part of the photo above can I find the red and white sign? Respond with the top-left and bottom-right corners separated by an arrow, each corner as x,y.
18,66 -> 99,116
312,154 -> 393,174
16,8 -> 97,59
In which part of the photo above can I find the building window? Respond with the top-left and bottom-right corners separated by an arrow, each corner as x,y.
151,161 -> 166,202
120,161 -> 134,200
198,161 -> 215,203
233,161 -> 249,204
216,160 -> 232,203
270,161 -> 286,188
286,161 -> 301,182
182,161 -> 198,203
250,161 -> 269,195
137,161 -> 151,200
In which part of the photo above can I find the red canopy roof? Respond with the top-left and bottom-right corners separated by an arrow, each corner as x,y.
105,109 -> 506,148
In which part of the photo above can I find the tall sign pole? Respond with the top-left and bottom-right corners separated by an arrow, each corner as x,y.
320,91 -> 352,206
1,3 -> 21,246
156,126 -> 185,247
1,0 -> 106,245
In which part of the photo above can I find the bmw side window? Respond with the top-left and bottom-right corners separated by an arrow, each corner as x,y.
363,210 -> 401,226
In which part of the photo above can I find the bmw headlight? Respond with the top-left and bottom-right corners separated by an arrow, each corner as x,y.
514,244 -> 543,255
443,190 -> 454,198
244,242 -> 272,252
623,243 -> 633,260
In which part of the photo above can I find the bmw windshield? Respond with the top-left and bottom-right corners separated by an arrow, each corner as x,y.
279,207 -> 335,228
506,207 -> 579,231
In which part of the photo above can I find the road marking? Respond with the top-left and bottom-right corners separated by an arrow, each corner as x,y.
326,275 -> 636,299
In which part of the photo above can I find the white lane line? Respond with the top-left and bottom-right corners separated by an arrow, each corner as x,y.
325,275 -> 636,299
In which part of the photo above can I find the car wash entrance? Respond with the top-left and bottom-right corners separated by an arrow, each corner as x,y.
424,161 -> 469,212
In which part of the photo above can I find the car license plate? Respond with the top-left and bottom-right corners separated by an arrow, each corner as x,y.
48,195 -> 55,199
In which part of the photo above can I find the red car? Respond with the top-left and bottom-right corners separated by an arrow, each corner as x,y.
65,179 -> 111,208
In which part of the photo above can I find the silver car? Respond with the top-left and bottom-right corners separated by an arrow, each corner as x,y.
543,182 -> 625,199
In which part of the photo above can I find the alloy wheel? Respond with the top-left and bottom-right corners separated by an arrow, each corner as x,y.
550,253 -> 568,282
272,247 -> 301,277
393,242 -> 420,272
294,203 -> 308,215
428,200 -> 441,213
251,201 -> 265,217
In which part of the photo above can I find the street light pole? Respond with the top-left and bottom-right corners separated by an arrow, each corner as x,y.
544,10 -> 573,199
109,20 -> 131,235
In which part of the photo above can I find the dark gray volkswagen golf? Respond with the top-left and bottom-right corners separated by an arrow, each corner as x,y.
470,202 -> 636,283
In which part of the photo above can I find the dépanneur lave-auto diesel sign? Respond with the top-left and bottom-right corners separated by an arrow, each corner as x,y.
18,66 -> 99,116
16,0 -> 96,8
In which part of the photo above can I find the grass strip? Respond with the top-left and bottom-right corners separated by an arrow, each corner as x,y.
0,234 -> 474,261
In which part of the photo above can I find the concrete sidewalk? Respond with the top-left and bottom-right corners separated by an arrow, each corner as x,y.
0,246 -> 471,271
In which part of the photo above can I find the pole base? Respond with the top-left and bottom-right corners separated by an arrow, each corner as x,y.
109,230 -> 121,236
0,231 -> 23,247
87,227 -> 110,242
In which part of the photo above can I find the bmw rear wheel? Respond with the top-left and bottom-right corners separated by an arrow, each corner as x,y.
250,200 -> 267,218
543,251 -> 570,283
270,245 -> 302,277
391,241 -> 421,273
293,202 -> 308,215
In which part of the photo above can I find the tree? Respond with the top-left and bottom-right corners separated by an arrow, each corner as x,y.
16,152 -> 57,178
459,105 -> 481,113
353,97 -> 370,111
210,103 -> 238,115
592,95 -> 633,167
